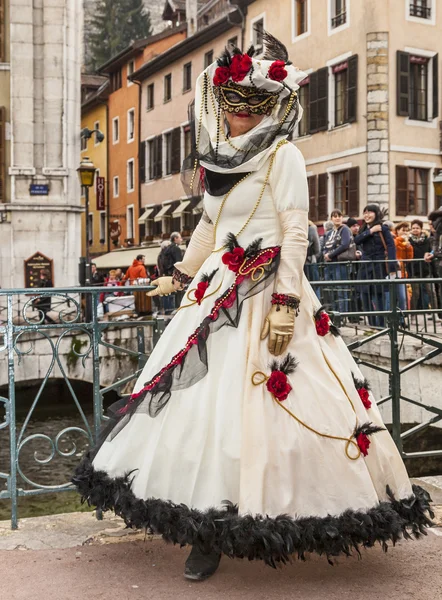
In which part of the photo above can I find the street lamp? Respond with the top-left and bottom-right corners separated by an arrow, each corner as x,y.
77,156 -> 96,285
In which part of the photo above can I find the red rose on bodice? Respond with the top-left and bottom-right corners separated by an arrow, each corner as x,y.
222,247 -> 245,272
194,281 -> 209,305
357,388 -> 372,409
357,432 -> 371,457
213,66 -> 230,86
266,370 -> 292,401
230,54 -> 252,82
268,60 -> 288,82
315,312 -> 331,336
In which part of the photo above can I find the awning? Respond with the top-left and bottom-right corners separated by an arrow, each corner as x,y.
192,199 -> 204,214
93,244 -> 187,269
172,200 -> 191,216
137,206 -> 156,224
154,203 -> 175,222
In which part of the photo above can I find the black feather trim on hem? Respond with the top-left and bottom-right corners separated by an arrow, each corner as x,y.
72,456 -> 434,568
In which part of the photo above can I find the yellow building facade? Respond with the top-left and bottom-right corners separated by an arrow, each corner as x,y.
80,77 -> 109,259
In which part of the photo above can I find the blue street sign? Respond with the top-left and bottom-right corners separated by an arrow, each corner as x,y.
30,184 -> 49,196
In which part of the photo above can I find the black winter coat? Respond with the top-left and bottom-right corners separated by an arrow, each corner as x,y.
354,224 -> 396,279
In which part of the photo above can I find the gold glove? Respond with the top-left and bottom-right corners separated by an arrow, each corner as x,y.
147,277 -> 177,297
260,302 -> 297,356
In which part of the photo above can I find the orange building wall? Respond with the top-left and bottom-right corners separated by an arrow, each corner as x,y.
108,29 -> 186,250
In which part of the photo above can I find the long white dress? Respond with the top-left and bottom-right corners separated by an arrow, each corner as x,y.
74,142 -> 432,564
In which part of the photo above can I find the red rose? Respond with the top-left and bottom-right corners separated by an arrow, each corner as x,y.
268,60 -> 288,82
357,432 -> 371,457
213,66 -> 230,86
222,246 -> 245,272
230,53 -> 252,82
358,388 -> 372,410
315,312 -> 330,336
194,281 -> 209,305
266,370 -> 292,401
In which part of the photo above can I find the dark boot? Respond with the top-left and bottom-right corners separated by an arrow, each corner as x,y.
184,545 -> 221,581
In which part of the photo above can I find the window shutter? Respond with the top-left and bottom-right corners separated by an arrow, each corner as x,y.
308,175 -> 318,221
318,173 -> 328,221
348,167 -> 359,216
316,67 -> 329,131
139,140 -> 146,184
171,127 -> 182,174
0,106 -> 5,202
396,165 -> 408,216
433,53 -> 438,119
347,55 -> 358,123
309,70 -> 318,133
397,51 -> 410,116
154,135 -> 162,179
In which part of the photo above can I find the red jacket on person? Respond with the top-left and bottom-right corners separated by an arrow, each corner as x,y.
123,260 -> 148,283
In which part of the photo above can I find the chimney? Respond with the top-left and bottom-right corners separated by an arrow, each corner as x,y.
186,0 -> 198,36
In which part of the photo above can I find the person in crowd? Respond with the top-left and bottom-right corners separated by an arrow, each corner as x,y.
157,240 -> 171,277
409,219 -> 432,310
304,220 -> 321,294
123,255 -> 148,284
384,220 -> 395,233
425,207 -> 442,319
91,263 -> 105,286
322,209 -> 352,313
100,269 -> 123,313
345,218 -> 363,321
33,269 -> 55,324
114,268 -> 124,282
354,204 -> 396,327
159,233 -> 184,314
393,222 -> 413,311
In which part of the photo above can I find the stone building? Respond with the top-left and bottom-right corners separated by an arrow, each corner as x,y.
0,0 -> 83,288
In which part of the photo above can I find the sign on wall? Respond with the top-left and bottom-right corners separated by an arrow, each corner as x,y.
96,176 -> 105,210
24,252 -> 54,287
30,184 -> 49,196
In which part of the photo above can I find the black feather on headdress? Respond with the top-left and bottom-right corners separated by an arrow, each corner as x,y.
245,44 -> 256,57
261,31 -> 289,63
217,48 -> 233,68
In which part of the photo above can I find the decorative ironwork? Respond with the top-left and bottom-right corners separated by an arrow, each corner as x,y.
331,11 -> 346,28
410,3 -> 431,19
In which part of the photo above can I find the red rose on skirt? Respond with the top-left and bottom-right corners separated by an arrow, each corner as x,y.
222,247 -> 245,272
266,370 -> 292,401
230,54 -> 252,82
315,312 -> 330,336
194,281 -> 209,305
357,432 -> 371,457
358,387 -> 372,409
213,66 -> 230,86
268,60 -> 288,82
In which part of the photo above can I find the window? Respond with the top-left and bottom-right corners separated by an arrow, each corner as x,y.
164,131 -> 172,175
330,55 -> 358,128
396,166 -> 429,216
127,59 -> 135,83
81,134 -> 87,152
183,62 -> 192,92
127,206 -> 134,239
331,167 -> 359,216
127,109 -> 135,142
164,73 -> 172,102
148,136 -> 162,180
298,78 -> 310,136
112,117 -> 119,144
113,176 -> 119,198
183,125 -> 192,159
204,50 -> 214,68
252,17 -> 265,54
110,69 -> 122,92
94,121 -> 100,146
309,68 -> 329,133
99,212 -> 106,244
331,0 -> 346,28
127,159 -> 135,192
294,0 -> 308,37
147,83 -> 154,110
88,213 -> 93,245
409,0 -> 431,19
397,51 -> 438,121
228,36 -> 238,48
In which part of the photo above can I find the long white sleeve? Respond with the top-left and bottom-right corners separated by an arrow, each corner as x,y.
269,142 -> 309,298
173,213 -> 215,278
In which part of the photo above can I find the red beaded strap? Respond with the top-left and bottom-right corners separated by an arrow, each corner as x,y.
172,268 -> 193,289
271,293 -> 300,314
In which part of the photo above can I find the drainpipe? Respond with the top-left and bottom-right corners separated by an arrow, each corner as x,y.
97,98 -> 111,254
228,0 -> 246,50
134,79 -> 143,247
186,0 -> 198,36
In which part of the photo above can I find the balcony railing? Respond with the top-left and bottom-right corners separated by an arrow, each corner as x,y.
410,3 -> 431,18
331,11 -> 346,28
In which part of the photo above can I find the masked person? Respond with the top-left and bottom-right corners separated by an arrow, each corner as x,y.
73,34 -> 432,580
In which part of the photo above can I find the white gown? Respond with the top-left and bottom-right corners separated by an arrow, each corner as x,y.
75,143 -> 432,564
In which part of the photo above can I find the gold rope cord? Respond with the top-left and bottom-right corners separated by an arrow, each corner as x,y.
251,371 -> 361,461
177,280 -> 223,311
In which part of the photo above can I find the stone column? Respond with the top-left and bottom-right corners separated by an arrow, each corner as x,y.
366,32 -> 389,211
